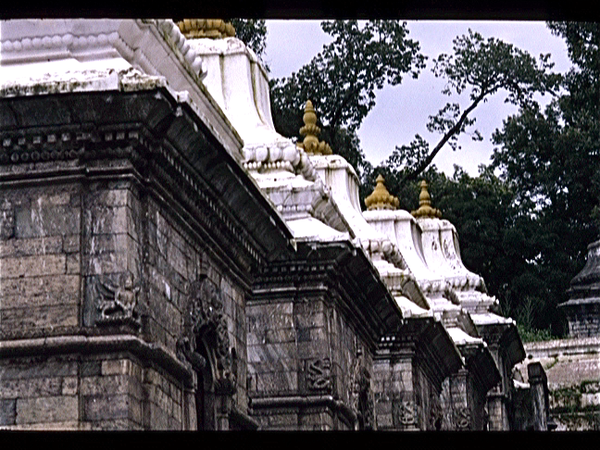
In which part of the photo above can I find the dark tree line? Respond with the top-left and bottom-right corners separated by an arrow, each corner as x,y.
232,20 -> 600,340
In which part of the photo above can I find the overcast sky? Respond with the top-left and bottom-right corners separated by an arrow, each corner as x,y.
264,20 -> 572,176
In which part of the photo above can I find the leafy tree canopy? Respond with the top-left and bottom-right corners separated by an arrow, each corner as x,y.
229,19 -> 269,69
269,20 -> 425,181
390,29 -> 561,183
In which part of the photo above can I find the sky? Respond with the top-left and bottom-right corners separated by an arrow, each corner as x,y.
263,20 -> 572,176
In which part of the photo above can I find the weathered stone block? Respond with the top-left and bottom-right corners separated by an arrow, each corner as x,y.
0,254 -> 66,278
1,377 -> 63,399
14,205 -> 80,238
0,236 -> 63,258
16,396 -> 78,424
61,377 -> 78,396
62,235 -> 80,254
91,206 -> 131,236
0,357 -> 78,380
83,394 -> 142,424
66,253 -> 81,274
0,304 -> 78,330
101,358 -> 143,379
0,274 -> 80,301
80,375 -> 143,400
0,399 -> 16,426
146,401 -> 171,430
255,371 -> 298,393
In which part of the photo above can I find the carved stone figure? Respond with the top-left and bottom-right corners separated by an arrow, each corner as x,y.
95,272 -> 140,328
356,366 -> 375,430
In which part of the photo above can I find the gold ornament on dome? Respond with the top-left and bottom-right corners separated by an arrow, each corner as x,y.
297,100 -> 333,155
176,19 -> 236,39
411,180 -> 442,219
365,174 -> 400,211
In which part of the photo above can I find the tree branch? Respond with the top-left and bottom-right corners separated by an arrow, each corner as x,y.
401,91 -> 487,183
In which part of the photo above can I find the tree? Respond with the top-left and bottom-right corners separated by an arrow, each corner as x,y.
229,19 -> 269,70
390,29 -> 561,183
489,22 -> 600,335
269,20 -> 426,182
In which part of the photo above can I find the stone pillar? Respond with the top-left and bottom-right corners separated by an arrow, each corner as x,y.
527,362 -> 550,431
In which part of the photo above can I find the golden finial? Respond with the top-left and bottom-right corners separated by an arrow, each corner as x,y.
365,174 -> 400,211
411,180 -> 442,219
297,100 -> 333,155
176,19 -> 236,39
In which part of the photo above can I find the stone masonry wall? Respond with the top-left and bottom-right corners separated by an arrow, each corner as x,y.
1,172 -> 250,430
1,182 -> 82,337
373,356 -> 418,430
248,282 -> 372,430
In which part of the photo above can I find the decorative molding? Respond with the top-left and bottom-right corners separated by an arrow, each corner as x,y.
0,20 -> 207,81
179,276 -> 236,393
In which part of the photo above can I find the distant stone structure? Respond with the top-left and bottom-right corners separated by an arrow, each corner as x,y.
516,238 -> 600,430
1,18 -> 550,430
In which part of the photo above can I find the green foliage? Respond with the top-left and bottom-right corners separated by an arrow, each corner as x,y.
229,19 -> 269,69
517,323 -> 554,343
265,21 -> 599,338
269,20 -> 425,181
490,22 -> 600,335
400,29 -> 560,182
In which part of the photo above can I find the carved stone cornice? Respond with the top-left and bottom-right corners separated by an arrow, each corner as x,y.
377,317 -> 463,388
0,88 -> 294,277
251,240 -> 403,350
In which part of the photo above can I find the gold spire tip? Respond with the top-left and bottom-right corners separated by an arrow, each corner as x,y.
365,174 -> 400,211
411,180 -> 442,219
176,19 -> 236,39
297,100 -> 332,155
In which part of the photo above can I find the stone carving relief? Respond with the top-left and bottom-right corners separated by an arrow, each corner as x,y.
429,395 -> 443,430
306,357 -> 332,391
355,366 -> 375,430
177,276 -> 235,393
454,406 -> 472,430
0,200 -> 14,240
393,399 -> 417,427
94,272 -> 141,328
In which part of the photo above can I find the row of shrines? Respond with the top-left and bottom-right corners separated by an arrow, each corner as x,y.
0,19 -> 551,430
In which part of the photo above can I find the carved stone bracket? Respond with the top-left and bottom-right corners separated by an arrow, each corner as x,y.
178,276 -> 236,393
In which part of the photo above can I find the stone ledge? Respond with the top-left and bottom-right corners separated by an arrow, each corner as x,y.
0,334 -> 193,387
524,336 -> 600,358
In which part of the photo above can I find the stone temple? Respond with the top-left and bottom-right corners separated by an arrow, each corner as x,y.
0,19 -> 554,430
